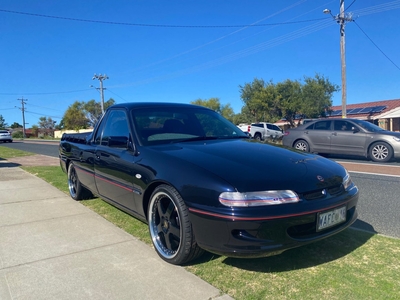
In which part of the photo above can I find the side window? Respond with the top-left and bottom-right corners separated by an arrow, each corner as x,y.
314,121 -> 331,130
100,110 -> 130,146
94,116 -> 107,145
270,124 -> 281,131
334,120 -> 352,131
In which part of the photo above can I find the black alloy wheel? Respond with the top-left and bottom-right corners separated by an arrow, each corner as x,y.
67,163 -> 92,200
148,184 -> 203,265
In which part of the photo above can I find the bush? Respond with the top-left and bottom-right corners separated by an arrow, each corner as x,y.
12,131 -> 24,138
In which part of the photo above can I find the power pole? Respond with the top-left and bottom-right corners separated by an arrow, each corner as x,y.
17,97 -> 27,138
324,0 -> 353,118
92,74 -> 109,114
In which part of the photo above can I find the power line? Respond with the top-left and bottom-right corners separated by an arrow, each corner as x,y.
0,8 -> 327,28
345,0 -> 357,11
353,20 -> 400,71
24,110 -> 63,119
0,88 -> 92,96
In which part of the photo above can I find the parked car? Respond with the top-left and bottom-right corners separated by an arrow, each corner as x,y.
0,130 -> 13,142
282,118 -> 400,162
238,122 -> 283,141
60,103 -> 358,265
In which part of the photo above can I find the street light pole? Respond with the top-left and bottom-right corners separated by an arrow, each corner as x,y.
92,74 -> 109,114
324,0 -> 353,118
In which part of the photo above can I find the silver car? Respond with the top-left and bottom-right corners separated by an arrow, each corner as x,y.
0,130 -> 13,143
282,118 -> 400,162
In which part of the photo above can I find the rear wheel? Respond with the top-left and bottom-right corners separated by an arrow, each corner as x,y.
294,140 -> 310,152
254,133 -> 262,141
369,142 -> 393,162
67,163 -> 93,200
148,184 -> 203,265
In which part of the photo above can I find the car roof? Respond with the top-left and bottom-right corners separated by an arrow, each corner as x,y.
108,102 -> 211,110
302,118 -> 362,125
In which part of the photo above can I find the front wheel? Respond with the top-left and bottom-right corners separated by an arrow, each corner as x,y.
67,163 -> 93,200
369,142 -> 393,162
294,140 -> 310,152
148,185 -> 203,265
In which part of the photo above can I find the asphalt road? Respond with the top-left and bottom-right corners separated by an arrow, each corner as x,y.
2,140 -> 399,239
1,140 -> 59,157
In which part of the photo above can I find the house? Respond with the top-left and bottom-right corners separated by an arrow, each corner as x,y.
276,98 -> 400,131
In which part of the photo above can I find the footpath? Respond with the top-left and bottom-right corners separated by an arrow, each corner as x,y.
0,155 -> 233,300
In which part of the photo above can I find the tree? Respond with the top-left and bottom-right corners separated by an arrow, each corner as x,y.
63,101 -> 90,130
62,99 -> 116,130
38,116 -> 56,130
239,74 -> 339,127
55,118 -> 65,130
239,78 -> 271,122
276,79 -> 303,127
10,122 -> 22,129
31,125 -> 39,138
191,98 -> 235,122
0,115 -> 8,129
84,98 -> 115,127
300,74 -> 338,119
37,117 -> 56,137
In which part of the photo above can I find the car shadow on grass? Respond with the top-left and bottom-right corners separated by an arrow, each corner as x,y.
220,226 -> 373,272
191,221 -> 374,271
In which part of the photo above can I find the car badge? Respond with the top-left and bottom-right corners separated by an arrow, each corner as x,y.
321,189 -> 327,195
317,175 -> 324,182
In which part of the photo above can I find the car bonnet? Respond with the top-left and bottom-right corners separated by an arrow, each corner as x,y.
153,139 -> 346,193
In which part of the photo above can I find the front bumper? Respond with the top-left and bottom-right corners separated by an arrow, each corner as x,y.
188,187 -> 358,258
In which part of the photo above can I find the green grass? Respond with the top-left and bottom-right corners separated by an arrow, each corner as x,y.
0,146 -> 34,159
2,148 -> 398,299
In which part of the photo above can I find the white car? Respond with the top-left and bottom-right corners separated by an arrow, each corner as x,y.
0,130 -> 13,142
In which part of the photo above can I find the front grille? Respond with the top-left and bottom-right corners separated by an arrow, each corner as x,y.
302,184 -> 344,201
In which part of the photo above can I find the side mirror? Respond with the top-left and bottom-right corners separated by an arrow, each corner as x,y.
352,127 -> 359,133
243,131 -> 251,138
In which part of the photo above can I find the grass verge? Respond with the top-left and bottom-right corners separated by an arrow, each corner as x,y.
11,163 -> 400,300
0,145 -> 34,158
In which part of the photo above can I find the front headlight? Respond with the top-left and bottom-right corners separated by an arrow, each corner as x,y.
219,190 -> 299,207
343,170 -> 353,190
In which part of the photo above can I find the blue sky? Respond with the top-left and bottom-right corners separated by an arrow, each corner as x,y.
1,0 -> 400,127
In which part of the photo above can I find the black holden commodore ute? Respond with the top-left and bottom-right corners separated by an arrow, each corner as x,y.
59,102 -> 359,265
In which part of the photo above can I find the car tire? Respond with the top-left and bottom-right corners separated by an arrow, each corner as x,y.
148,184 -> 204,265
369,142 -> 393,162
294,140 -> 310,152
67,163 -> 93,200
254,133 -> 262,141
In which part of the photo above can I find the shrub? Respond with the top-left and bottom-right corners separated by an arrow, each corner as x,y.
12,131 -> 24,138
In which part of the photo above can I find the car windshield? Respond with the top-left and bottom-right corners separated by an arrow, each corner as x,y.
351,119 -> 385,132
131,106 -> 247,145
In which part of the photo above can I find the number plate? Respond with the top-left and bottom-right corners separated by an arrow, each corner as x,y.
317,206 -> 346,231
